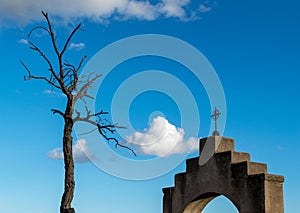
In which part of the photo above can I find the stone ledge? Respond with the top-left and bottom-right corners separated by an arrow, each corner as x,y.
199,136 -> 234,155
231,161 -> 267,176
247,162 -> 267,175
247,173 -> 285,183
231,152 -> 250,163
265,174 -> 284,182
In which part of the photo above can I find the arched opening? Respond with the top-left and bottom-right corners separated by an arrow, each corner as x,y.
202,195 -> 239,213
183,194 -> 239,213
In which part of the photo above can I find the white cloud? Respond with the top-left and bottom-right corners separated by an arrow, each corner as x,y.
0,0 -> 202,27
159,0 -> 190,19
48,139 -> 94,163
69,42 -> 86,50
126,116 -> 198,157
43,89 -> 56,95
18,38 -> 29,44
42,89 -> 66,97
48,148 -> 64,160
121,1 -> 158,20
199,4 -> 212,13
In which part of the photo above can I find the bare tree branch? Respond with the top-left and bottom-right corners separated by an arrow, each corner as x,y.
21,61 -> 62,89
77,128 -> 98,136
76,55 -> 87,73
39,11 -> 71,96
28,26 -> 50,38
74,108 -> 109,123
51,109 -> 65,118
26,40 -> 62,84
97,123 -> 137,156
61,23 -> 82,56
94,110 -> 108,116
74,73 -> 102,102
42,11 -> 60,57
68,55 -> 86,91
41,11 -> 67,95
73,108 -> 136,156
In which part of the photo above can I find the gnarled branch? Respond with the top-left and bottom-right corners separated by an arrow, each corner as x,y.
73,108 -> 136,156
73,73 -> 102,103
21,61 -> 61,89
23,11 -> 87,99
25,40 -> 61,84
97,123 -> 136,156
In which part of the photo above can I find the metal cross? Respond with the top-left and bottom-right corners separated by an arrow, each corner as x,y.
211,107 -> 221,136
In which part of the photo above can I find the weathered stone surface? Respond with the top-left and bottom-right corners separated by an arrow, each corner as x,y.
231,152 -> 250,163
163,136 -> 284,213
61,208 -> 75,213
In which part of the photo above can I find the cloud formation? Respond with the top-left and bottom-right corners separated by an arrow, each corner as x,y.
199,4 -> 212,13
48,139 -> 94,163
126,116 -> 198,157
69,42 -> 86,50
42,89 -> 66,98
0,0 -> 211,27
18,38 -> 29,44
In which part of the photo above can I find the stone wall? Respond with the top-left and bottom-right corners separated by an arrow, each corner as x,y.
163,136 -> 284,213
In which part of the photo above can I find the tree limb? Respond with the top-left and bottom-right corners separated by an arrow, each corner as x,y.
97,124 -> 137,156
94,110 -> 108,116
42,11 -> 60,57
73,109 -> 136,156
77,128 -> 98,136
41,11 -> 68,95
21,61 -> 62,89
76,55 -> 87,74
61,23 -> 82,56
73,73 -> 102,103
51,109 -> 65,118
68,55 -> 86,91
26,40 -> 62,85
28,26 -> 50,38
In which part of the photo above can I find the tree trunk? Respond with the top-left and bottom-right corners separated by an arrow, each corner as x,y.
60,99 -> 75,213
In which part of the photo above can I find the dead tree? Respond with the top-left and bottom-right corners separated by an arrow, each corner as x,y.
21,11 -> 135,213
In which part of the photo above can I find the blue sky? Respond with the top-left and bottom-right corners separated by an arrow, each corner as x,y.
0,0 -> 300,212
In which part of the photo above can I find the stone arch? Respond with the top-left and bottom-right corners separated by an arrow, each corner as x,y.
163,136 -> 284,213
183,193 -> 239,213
